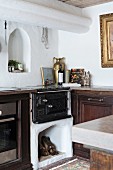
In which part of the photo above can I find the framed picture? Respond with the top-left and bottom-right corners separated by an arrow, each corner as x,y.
70,68 -> 84,84
41,67 -> 54,85
100,13 -> 113,67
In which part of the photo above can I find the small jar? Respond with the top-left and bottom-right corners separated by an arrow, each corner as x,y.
8,66 -> 14,72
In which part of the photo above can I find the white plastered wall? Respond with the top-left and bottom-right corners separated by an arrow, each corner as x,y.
0,0 -> 112,87
0,0 -> 90,88
0,20 -> 58,87
58,2 -> 113,86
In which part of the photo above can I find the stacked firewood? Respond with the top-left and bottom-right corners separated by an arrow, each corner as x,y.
38,136 -> 59,158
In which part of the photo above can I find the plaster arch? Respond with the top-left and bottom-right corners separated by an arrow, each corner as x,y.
8,28 -> 31,72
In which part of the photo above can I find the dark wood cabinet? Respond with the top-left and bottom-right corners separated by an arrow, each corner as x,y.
0,93 -> 33,170
90,149 -> 113,170
71,89 -> 113,159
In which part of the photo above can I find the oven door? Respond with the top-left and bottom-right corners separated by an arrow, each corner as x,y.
45,91 -> 68,115
0,117 -> 17,164
0,102 -> 17,164
0,118 -> 16,153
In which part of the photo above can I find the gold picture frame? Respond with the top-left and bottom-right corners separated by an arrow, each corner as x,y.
41,67 -> 54,85
100,13 -> 113,67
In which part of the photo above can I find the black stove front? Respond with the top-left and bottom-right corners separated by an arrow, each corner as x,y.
32,87 -> 71,123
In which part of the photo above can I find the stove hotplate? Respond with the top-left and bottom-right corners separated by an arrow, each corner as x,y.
36,84 -> 70,92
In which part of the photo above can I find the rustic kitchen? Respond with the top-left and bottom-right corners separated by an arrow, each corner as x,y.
0,0 -> 113,170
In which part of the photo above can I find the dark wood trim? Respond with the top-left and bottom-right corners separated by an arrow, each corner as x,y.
0,93 -> 33,170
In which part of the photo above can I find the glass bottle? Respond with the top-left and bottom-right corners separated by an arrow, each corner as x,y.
58,64 -> 64,85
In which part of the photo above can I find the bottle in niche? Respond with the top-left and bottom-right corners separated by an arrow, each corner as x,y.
58,64 -> 64,85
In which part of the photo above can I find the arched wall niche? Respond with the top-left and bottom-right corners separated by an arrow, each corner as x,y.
8,28 -> 31,72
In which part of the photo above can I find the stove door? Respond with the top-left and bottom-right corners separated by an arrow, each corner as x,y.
32,93 -> 47,122
32,91 -> 70,123
45,91 -> 67,115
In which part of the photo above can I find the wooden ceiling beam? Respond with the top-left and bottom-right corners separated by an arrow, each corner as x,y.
58,0 -> 113,8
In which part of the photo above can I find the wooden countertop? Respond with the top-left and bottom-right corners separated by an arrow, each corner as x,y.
1,85 -> 113,95
70,85 -> 113,96
72,115 -> 113,152
0,87 -> 37,95
71,85 -> 113,91
0,85 -> 70,95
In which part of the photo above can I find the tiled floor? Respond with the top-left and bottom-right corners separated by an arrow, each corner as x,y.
40,156 -> 90,170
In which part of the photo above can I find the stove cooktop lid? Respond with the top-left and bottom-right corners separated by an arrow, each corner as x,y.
30,84 -> 70,92
38,84 -> 70,91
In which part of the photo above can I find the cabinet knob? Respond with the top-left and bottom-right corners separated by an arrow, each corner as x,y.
0,110 -> 2,115
0,118 -> 15,123
88,98 -> 103,102
42,99 -> 48,102
47,105 -> 53,108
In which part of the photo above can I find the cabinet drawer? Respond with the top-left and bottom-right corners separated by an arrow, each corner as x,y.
74,143 -> 89,152
73,142 -> 90,159
0,103 -> 16,117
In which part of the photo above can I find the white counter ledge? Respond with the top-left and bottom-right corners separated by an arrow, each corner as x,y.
72,115 -> 113,152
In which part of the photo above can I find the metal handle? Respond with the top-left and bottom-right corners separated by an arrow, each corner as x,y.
47,105 -> 53,108
42,99 -> 48,102
0,110 -> 2,115
88,98 -> 103,102
0,118 -> 15,123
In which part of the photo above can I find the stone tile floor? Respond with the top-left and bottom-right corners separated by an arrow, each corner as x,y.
40,156 -> 90,170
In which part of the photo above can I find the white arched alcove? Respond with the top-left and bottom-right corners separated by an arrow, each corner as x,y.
8,28 -> 31,72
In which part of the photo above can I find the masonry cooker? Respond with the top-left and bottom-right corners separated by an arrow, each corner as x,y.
32,85 -> 71,123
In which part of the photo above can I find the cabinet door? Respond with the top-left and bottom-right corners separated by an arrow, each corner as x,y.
78,95 -> 113,123
72,93 -> 113,159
